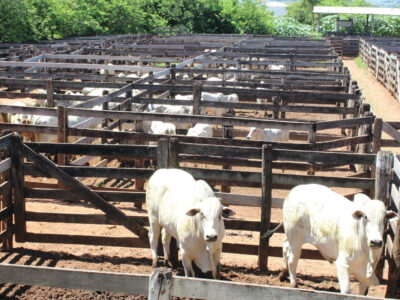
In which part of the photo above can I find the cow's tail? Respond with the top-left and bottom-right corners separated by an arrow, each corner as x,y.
261,222 -> 283,240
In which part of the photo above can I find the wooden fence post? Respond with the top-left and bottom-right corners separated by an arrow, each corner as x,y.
308,122 -> 317,175
148,267 -> 172,300
57,106 -> 67,166
0,131 -> 12,250
10,135 -> 25,242
374,151 -> 393,204
192,82 -> 202,116
148,71 -> 154,100
101,102 -> 109,144
157,138 -> 169,169
374,151 -> 394,281
258,144 -> 273,272
221,126 -> 233,193
46,79 -> 54,107
134,104 -> 145,210
372,118 -> 383,154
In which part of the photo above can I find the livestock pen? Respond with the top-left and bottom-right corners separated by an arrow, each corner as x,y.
0,132 -> 397,298
0,34 -> 398,298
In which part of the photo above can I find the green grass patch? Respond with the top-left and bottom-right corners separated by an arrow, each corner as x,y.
355,56 -> 368,70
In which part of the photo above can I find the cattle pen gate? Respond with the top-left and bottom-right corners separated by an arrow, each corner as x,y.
0,33 -> 398,298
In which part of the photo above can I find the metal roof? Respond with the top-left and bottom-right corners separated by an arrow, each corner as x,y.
313,6 -> 400,16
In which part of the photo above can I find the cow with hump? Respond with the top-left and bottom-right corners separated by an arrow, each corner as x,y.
266,184 -> 399,295
146,168 -> 235,279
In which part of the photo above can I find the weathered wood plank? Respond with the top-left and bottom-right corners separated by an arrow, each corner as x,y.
0,180 -> 10,195
0,158 -> 11,174
0,205 -> 13,222
0,262 -> 385,299
25,187 -> 146,203
24,164 -> 154,179
10,136 -> 25,242
0,61 -> 165,72
393,154 -> 400,181
391,183 -> 400,212
383,121 -> 400,143
26,143 -> 157,158
316,116 -> 375,130
0,133 -> 12,151
0,263 -> 149,295
25,212 -> 267,232
67,108 -> 312,131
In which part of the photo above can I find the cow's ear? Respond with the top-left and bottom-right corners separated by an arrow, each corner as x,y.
352,210 -> 364,220
222,207 -> 236,218
186,208 -> 200,217
386,210 -> 399,219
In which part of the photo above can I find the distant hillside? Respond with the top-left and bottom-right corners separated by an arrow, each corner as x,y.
265,0 -> 400,8
367,0 -> 400,7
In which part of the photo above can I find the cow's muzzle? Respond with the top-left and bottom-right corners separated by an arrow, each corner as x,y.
369,240 -> 383,248
205,234 -> 218,242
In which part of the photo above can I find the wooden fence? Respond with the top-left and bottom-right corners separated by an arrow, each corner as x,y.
0,133 -> 385,271
359,37 -> 400,101
327,36 -> 360,57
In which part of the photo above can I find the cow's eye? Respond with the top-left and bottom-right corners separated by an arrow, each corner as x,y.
200,212 -> 205,219
364,215 -> 368,220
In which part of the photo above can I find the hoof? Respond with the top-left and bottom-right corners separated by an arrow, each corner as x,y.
278,269 -> 289,282
289,282 -> 297,288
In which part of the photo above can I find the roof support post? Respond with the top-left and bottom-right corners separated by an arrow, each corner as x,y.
371,14 -> 375,37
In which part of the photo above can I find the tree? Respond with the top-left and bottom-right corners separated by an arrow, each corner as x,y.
0,0 -> 38,42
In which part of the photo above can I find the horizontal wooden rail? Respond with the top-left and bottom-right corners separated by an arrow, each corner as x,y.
0,263 -> 382,299
26,143 -> 157,158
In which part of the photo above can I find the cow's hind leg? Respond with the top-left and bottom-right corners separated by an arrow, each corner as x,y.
161,228 -> 173,267
149,221 -> 161,268
286,238 -> 303,287
279,237 -> 290,282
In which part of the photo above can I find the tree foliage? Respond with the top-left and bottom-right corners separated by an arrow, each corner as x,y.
0,0 -> 274,42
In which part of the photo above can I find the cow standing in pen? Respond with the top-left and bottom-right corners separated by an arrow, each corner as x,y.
146,168 -> 235,279
264,184 -> 399,295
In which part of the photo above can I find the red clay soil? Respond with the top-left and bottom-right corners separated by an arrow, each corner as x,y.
0,58 -> 398,299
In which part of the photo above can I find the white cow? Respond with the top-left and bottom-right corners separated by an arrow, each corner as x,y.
246,127 -> 289,142
201,92 -> 239,116
148,121 -> 176,135
268,64 -> 285,71
146,168 -> 235,279
269,184 -> 398,295
187,123 -> 213,138
8,101 -> 29,125
100,63 -> 115,75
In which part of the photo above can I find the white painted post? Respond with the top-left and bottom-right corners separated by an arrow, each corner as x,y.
148,267 -> 172,300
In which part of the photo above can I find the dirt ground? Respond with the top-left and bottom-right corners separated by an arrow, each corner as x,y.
0,58 -> 399,299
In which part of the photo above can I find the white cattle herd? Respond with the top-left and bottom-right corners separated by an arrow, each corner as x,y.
147,171 -> 399,295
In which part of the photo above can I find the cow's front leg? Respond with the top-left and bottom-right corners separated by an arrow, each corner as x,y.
210,248 -> 222,279
181,246 -> 195,277
336,257 -> 351,294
